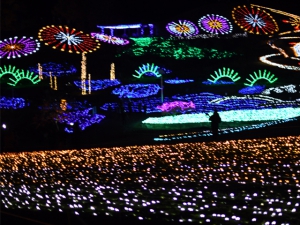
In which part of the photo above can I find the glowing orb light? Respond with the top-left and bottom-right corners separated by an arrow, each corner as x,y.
166,20 -> 199,36
0,36 -> 40,59
91,33 -> 129,45
38,25 -> 100,54
198,14 -> 233,34
232,5 -> 279,35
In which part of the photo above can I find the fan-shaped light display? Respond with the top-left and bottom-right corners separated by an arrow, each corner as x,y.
91,33 -> 129,45
198,14 -> 233,34
166,20 -> 199,36
232,5 -> 279,35
0,36 -> 40,59
38,25 -> 100,54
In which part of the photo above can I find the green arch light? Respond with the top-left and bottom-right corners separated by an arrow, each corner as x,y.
132,63 -> 162,78
208,67 -> 240,83
0,65 -> 40,86
244,70 -> 278,87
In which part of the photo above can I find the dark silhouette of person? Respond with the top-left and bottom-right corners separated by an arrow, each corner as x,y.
209,109 -> 221,138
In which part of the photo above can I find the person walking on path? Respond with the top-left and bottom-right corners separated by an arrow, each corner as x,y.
209,109 -> 222,139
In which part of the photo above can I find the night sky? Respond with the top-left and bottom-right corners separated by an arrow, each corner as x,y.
1,0 -> 298,37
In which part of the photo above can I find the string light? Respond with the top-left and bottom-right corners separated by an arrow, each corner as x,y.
207,67 -> 240,84
54,76 -> 57,90
81,53 -> 87,95
49,72 -> 53,89
259,54 -> 300,71
0,97 -> 27,109
244,70 -> 278,87
112,84 -> 161,98
133,63 -> 162,78
38,63 -> 43,80
91,33 -> 129,45
28,62 -> 77,77
110,63 -> 115,80
88,74 -> 91,95
74,79 -> 121,91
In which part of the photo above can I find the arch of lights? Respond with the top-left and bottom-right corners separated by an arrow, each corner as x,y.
232,5 -> 279,35
259,53 -> 300,71
91,33 -> 129,45
250,4 -> 300,30
96,23 -> 154,37
132,63 -> 162,78
198,14 -> 233,35
166,20 -> 199,36
0,65 -> 40,86
207,67 -> 240,84
0,97 -> 27,109
28,62 -> 77,77
38,25 -> 100,54
142,107 -> 300,125
0,36 -> 40,59
165,79 -> 194,84
73,79 -> 121,91
1,135 -> 300,224
157,101 -> 195,113
112,84 -> 161,99
244,70 -> 278,87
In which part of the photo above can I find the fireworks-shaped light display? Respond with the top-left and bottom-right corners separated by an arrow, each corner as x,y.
38,25 -> 100,54
166,20 -> 199,36
0,36 -> 40,59
91,33 -> 129,45
198,14 -> 233,34
232,5 -> 279,35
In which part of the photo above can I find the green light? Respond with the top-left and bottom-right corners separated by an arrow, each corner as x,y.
208,67 -> 240,83
244,70 -> 278,87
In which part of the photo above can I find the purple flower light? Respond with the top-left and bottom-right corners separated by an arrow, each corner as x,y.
198,14 -> 233,34
166,20 -> 199,36
0,36 -> 40,59
91,33 -> 129,45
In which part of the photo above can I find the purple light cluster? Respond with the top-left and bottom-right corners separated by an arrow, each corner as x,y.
112,84 -> 161,98
0,97 -> 27,109
28,62 -> 77,77
0,36 -> 40,59
74,79 -> 121,91
165,79 -> 194,84
198,14 -> 233,34
157,101 -> 195,113
91,33 -> 129,45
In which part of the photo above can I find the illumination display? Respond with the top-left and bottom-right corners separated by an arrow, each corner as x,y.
259,54 -> 300,71
251,4 -> 300,30
91,33 -> 129,45
81,53 -> 87,95
208,68 -> 240,84
166,20 -> 199,36
0,65 -> 40,86
38,25 -> 100,54
28,62 -> 77,77
1,136 -> 300,224
157,101 -> 195,113
244,70 -> 278,87
165,79 -> 194,84
112,84 -> 161,98
73,79 -> 121,91
117,37 -> 238,59
0,97 -> 27,109
57,108 -> 105,132
0,36 -> 40,59
110,63 -> 115,80
232,5 -> 279,35
238,85 -> 266,95
142,107 -> 300,125
262,84 -> 300,95
96,23 -> 154,36
133,63 -> 162,78
198,14 -> 233,34
292,43 -> 300,57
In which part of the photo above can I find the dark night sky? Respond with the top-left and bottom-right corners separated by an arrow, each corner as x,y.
1,0 -> 299,38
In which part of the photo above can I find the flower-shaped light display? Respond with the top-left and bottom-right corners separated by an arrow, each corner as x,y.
166,20 -> 199,36
0,36 -> 40,59
198,14 -> 233,34
38,25 -> 100,54
232,5 -> 279,35
91,33 -> 129,45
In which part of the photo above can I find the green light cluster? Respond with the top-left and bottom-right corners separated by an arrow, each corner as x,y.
116,37 -> 238,59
